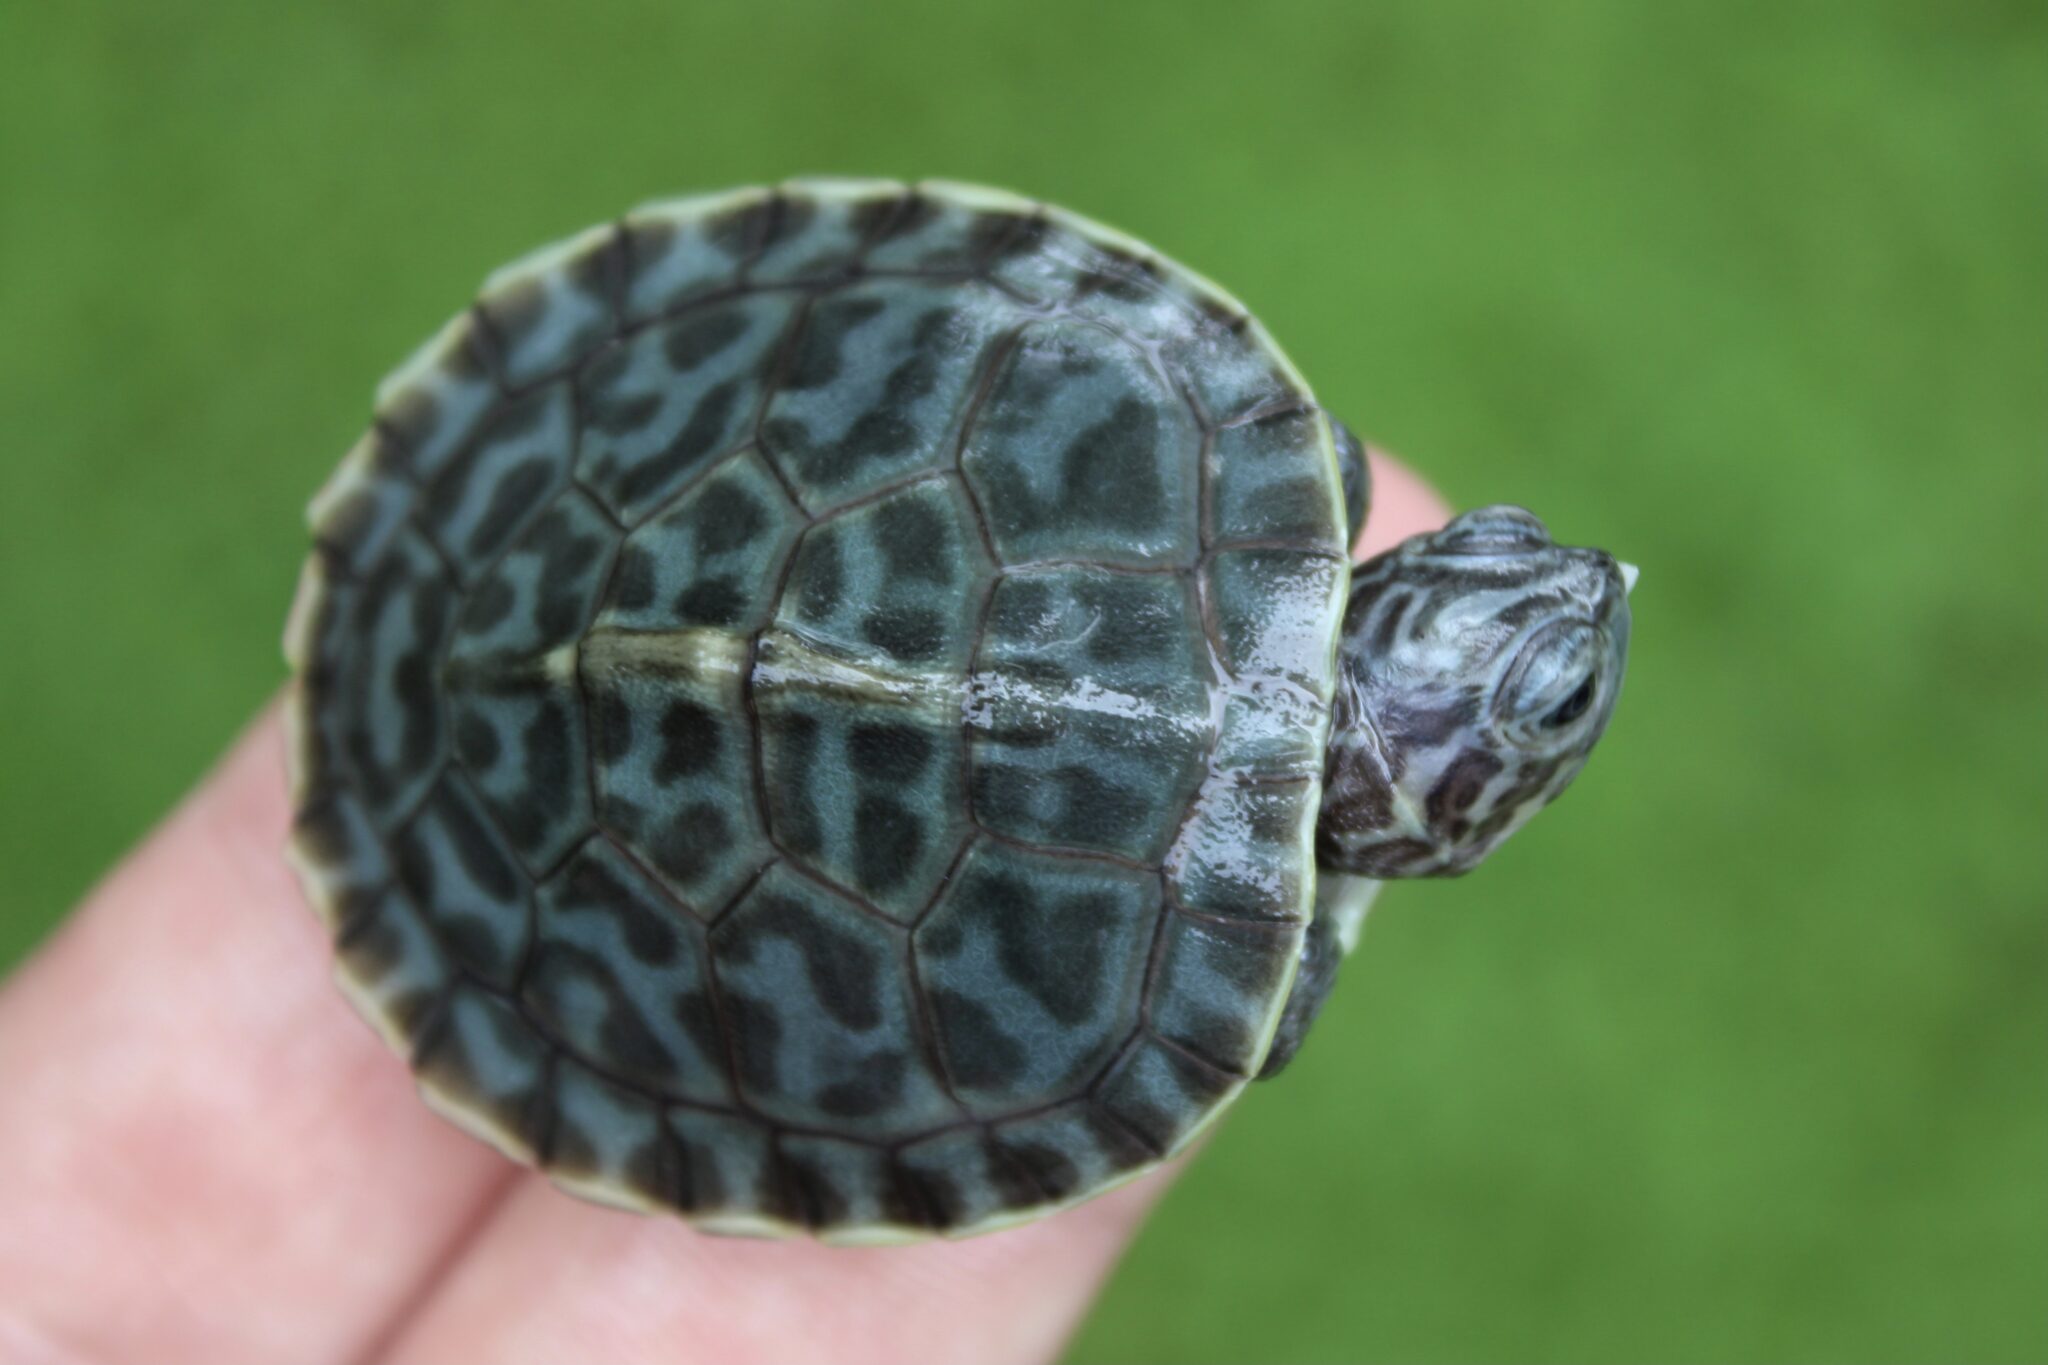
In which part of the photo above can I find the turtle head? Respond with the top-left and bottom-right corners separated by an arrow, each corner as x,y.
1317,505 -> 1633,877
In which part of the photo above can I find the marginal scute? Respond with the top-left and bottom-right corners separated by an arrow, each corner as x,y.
897,1126 -> 1043,1232
475,222 -> 624,389
373,307 -> 500,485
1092,1035 -> 1241,1157
1148,913 -> 1303,1076
328,527 -> 456,826
864,181 -> 1035,275
414,985 -> 552,1162
1166,775 -> 1320,921
618,186 -> 773,325
289,179 -> 1352,1240
307,426 -> 417,576
779,1133 -> 933,1240
1206,546 -> 1349,699
668,1108 -> 794,1231
288,788 -> 391,930
544,1058 -> 671,1212
332,885 -> 452,1055
990,1099 -> 1158,1205
1209,408 -> 1347,547
748,179 -> 908,285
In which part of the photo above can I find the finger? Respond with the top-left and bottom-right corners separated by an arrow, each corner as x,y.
371,453 -> 1451,1365
0,709 -> 511,1365
1358,444 -> 1451,558
379,1168 -> 1174,1365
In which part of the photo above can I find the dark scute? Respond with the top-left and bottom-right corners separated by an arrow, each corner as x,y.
846,722 -> 932,784
766,710 -> 823,855
986,575 -> 1052,637
802,307 -> 959,479
1077,576 -> 1182,665
792,529 -> 844,621
969,762 -> 1035,830
655,699 -> 722,782
847,190 -> 912,242
1059,398 -> 1163,528
434,913 -> 507,983
784,295 -> 889,391
593,1012 -> 679,1089
872,488 -> 954,584
721,990 -> 784,1096
691,478 -> 768,556
648,801 -> 731,887
817,1049 -> 907,1118
722,890 -> 886,1031
780,1149 -> 850,1230
454,709 -> 501,772
1425,747 -> 1504,833
999,1138 -> 1082,1201
674,576 -> 748,627
661,306 -> 750,372
860,605 -> 947,662
438,783 -> 522,903
965,870 -> 1116,1027
1053,765 -> 1147,847
1083,1099 -> 1167,1165
583,346 -> 662,436
929,986 -> 1029,1090
853,796 -> 923,893
756,194 -> 816,255
562,853 -> 680,965
464,456 -> 558,562
592,684 -> 634,765
462,575 -> 516,633
521,697 -> 573,810
617,379 -> 741,511
672,989 -> 724,1069
671,1123 -> 733,1212
608,543 -> 657,612
621,1135 -> 676,1211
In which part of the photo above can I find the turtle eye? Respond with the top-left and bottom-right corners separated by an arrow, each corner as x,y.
1542,674 -> 1597,729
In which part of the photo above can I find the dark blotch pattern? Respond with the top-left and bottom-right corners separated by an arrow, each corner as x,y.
290,180 -> 1345,1236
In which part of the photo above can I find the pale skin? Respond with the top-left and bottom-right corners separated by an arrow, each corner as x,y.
0,454 -> 1445,1365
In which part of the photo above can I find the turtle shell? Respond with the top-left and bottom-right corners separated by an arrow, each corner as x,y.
284,179 -> 1353,1241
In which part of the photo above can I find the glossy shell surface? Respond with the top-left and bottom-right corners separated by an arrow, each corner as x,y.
285,179 -> 1352,1239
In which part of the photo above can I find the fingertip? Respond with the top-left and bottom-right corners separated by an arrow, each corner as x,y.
1355,446 -> 1452,559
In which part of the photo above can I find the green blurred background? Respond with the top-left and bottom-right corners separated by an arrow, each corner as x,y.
2,1 -> 2041,1360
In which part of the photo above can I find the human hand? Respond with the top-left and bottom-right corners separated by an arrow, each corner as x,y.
0,452 -> 1445,1365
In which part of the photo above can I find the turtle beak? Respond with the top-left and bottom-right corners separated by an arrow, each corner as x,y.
1618,561 -> 1640,597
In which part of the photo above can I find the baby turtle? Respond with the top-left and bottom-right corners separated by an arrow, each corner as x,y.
283,179 -> 1633,1242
